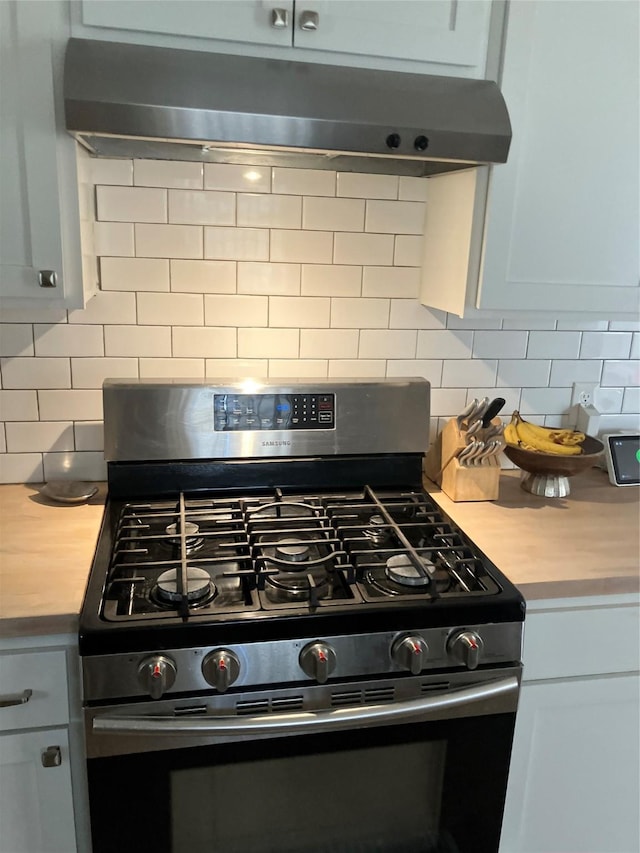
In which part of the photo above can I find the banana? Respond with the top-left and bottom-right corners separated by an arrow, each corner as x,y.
505,412 -> 583,456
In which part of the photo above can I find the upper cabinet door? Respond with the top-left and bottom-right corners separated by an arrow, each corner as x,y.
477,0 -> 640,313
293,1 -> 491,72
80,0 -> 295,47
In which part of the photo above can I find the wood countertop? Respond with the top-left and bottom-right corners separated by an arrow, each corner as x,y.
0,469 -> 638,638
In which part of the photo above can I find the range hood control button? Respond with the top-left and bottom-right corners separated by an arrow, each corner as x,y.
202,649 -> 241,692
386,133 -> 401,149
299,641 -> 337,684
391,634 -> 428,674
448,631 -> 483,670
414,135 -> 429,151
137,655 -> 177,699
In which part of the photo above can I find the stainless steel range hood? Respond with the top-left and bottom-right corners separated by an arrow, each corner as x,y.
64,38 -> 511,177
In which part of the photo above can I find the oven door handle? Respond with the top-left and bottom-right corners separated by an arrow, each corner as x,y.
92,675 -> 519,737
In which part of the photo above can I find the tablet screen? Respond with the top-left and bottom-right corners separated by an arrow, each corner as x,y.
608,435 -> 640,485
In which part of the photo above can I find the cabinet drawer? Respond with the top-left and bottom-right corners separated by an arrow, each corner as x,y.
0,650 -> 69,731
522,604 -> 640,681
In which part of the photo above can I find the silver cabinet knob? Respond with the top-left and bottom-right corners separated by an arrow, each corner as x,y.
41,746 -> 62,768
202,649 -> 241,693
271,7 -> 289,28
137,655 -> 177,699
448,631 -> 483,670
391,634 -> 428,675
299,10 -> 319,30
299,641 -> 336,683
38,270 -> 57,288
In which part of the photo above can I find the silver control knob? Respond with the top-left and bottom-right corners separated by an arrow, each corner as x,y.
137,655 -> 177,699
448,631 -> 483,670
299,641 -> 336,684
202,649 -> 241,692
391,634 -> 428,675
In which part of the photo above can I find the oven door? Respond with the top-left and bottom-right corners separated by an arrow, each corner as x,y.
85,668 -> 520,853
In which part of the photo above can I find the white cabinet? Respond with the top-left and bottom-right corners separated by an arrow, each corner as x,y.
421,0 -> 640,318
0,648 -> 78,853
0,0 -> 96,309
76,0 -> 492,77
500,596 -> 640,853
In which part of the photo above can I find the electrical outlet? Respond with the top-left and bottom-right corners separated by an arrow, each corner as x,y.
571,383 -> 598,407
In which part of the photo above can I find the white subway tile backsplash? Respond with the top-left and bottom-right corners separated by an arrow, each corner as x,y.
94,222 -> 135,257
557,319 -> 609,331
365,200 -> 425,235
71,357 -> 138,389
238,194 -> 301,229
269,360 -> 328,378
172,327 -> 236,358
97,185 -> 166,223
136,223 -> 203,259
441,359 -> 497,388
417,330 -> 472,360
580,331 -> 632,359
0,304 -> 66,324
519,387 -> 573,415
610,320 -> 640,332
137,293 -> 204,326
429,388 -> 470,417
0,427 -> 5,454
359,330 -> 416,359
393,235 -> 423,266
272,168 -> 335,197
90,158 -> 133,186
300,329 -> 358,359
594,387 -> 624,414
472,331 -> 528,359
601,360 -> 640,387
204,164 -> 270,193
502,318 -> 555,330
74,422 -> 104,453
139,358 -> 205,378
0,453 -> 43,484
104,325 -> 171,357
169,190 -> 235,226
549,359 -> 602,386
1,357 -> 70,389
622,387 -> 640,413
38,390 -> 103,421
270,297 -> 330,328
363,268 -> 421,299
0,390 -> 39,421
527,331 -> 581,359
301,265 -> 361,297
5,421 -> 74,453
389,300 -> 444,329
205,359 -> 268,378
205,227 -> 269,261
101,257 -> 170,292
446,316 -> 501,330
0,325 -> 33,357
497,359 -> 551,388
238,262 -> 300,295
631,333 -> 639,360
170,259 -> 237,293
204,295 -> 268,327
302,197 -> 364,232
238,328 -> 299,358
331,298 -> 389,329
43,451 -> 106,482
336,173 -> 397,199
271,230 -> 333,264
34,324 -> 104,357
334,232 -> 393,266
386,360 -> 442,385
328,359 -> 386,377
398,177 -> 429,202
69,291 -> 137,326
134,159 -> 203,189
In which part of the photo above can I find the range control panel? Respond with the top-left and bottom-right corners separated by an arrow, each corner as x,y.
214,393 -> 335,431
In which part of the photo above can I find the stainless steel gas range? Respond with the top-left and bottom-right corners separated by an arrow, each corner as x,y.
80,378 -> 524,853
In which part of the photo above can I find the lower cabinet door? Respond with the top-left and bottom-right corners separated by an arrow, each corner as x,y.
0,728 -> 77,853
500,674 -> 640,853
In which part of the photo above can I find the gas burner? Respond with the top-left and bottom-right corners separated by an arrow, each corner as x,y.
363,514 -> 393,547
152,566 -> 216,607
249,501 -> 318,519
275,538 -> 311,563
385,554 -> 435,587
264,566 -> 331,603
163,521 -> 204,555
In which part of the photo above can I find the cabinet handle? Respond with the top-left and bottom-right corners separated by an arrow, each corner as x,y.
270,8 -> 289,28
0,689 -> 33,708
41,746 -> 62,768
38,270 -> 58,288
299,10 -> 319,30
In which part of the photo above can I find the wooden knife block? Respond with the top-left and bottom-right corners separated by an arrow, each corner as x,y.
423,417 -> 501,502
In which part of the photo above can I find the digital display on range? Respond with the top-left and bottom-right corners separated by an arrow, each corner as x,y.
214,394 -> 335,431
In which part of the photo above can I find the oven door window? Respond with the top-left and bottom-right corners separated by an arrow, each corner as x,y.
87,714 -> 514,853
